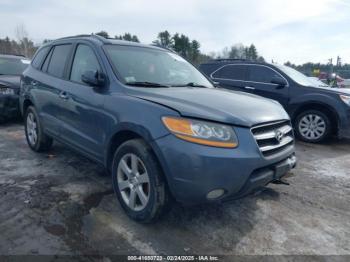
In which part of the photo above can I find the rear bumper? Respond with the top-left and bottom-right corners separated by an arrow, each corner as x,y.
152,126 -> 296,205
0,94 -> 20,120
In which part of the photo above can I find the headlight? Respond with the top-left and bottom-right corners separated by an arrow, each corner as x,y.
0,87 -> 15,95
162,116 -> 238,148
340,94 -> 350,106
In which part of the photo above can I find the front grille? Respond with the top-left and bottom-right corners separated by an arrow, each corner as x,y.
251,120 -> 294,157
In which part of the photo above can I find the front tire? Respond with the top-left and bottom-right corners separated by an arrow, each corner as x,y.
24,106 -> 53,152
295,110 -> 332,143
111,139 -> 171,223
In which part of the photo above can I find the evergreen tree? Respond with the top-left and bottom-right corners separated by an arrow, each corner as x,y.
190,40 -> 200,64
248,44 -> 258,60
115,33 -> 140,42
153,30 -> 173,47
95,31 -> 109,38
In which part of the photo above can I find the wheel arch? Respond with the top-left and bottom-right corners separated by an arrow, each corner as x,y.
105,129 -> 144,171
22,98 -> 34,115
291,102 -> 340,134
104,127 -> 174,197
104,126 -> 168,175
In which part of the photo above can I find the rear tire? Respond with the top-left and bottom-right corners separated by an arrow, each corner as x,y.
295,110 -> 332,143
24,106 -> 53,152
111,139 -> 171,223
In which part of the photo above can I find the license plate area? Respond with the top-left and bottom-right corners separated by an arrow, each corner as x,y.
0,87 -> 15,95
274,160 -> 291,179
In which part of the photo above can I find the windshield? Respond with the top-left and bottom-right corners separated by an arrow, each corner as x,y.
308,77 -> 330,88
104,45 -> 213,88
274,64 -> 318,87
0,57 -> 30,75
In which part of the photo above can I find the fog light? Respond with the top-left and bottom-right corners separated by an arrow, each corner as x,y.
207,189 -> 225,200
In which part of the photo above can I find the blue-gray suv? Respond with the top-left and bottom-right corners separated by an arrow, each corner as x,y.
20,35 -> 296,222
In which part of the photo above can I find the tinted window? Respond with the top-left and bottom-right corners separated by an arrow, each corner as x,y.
70,45 -> 100,84
47,45 -> 72,78
212,65 -> 246,80
0,57 -> 30,75
42,48 -> 53,72
199,64 -> 217,76
31,47 -> 49,69
248,65 -> 281,83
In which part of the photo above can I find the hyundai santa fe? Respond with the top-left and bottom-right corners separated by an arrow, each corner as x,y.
200,59 -> 350,143
20,35 -> 296,222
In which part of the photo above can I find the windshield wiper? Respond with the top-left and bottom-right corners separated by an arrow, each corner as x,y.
125,81 -> 169,88
171,82 -> 208,88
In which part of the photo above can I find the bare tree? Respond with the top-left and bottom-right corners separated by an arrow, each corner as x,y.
15,23 -> 31,57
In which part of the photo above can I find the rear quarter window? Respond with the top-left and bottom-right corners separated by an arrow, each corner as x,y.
31,46 -> 50,69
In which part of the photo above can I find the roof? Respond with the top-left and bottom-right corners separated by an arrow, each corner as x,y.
46,34 -> 164,51
201,58 -> 269,66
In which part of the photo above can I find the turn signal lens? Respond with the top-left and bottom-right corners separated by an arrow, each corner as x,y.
340,94 -> 350,106
162,117 -> 238,148
162,117 -> 194,136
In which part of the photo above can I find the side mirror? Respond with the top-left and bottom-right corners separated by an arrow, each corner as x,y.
271,76 -> 287,88
81,70 -> 106,87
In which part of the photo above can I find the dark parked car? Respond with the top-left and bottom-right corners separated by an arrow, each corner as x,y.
199,59 -> 350,143
0,54 -> 30,122
20,35 -> 296,222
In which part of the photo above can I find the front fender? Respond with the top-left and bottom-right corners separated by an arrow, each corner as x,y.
288,93 -> 341,118
102,94 -> 179,167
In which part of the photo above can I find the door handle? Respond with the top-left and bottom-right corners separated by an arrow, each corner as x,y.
59,91 -> 69,100
244,86 -> 255,90
31,81 -> 38,86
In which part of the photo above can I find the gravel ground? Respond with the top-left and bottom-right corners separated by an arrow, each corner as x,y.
0,121 -> 349,261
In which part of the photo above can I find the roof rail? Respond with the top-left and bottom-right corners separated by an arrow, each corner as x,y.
57,34 -> 92,40
53,34 -> 108,43
150,44 -> 176,53
213,58 -> 250,62
91,34 -> 110,42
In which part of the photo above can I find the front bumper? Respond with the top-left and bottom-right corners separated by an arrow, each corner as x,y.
338,108 -> 350,139
0,94 -> 20,121
153,126 -> 296,205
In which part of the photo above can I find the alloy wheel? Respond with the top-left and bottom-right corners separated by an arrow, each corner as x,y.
26,112 -> 38,146
117,153 -> 150,211
298,114 -> 326,140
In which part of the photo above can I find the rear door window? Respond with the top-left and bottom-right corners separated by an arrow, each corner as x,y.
212,65 -> 246,81
248,65 -> 281,83
70,44 -> 101,84
47,44 -> 72,78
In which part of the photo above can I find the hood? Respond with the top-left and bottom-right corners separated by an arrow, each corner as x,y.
127,87 -> 289,127
330,87 -> 350,95
0,75 -> 21,89
307,85 -> 350,95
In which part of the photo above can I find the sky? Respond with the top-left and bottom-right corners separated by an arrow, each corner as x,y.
1,0 -> 350,64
